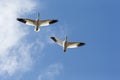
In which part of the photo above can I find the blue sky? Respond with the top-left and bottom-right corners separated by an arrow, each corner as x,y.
0,0 -> 120,80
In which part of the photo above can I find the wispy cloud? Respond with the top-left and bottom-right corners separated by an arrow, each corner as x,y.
0,0 -> 66,79
0,0 -> 37,77
0,43 -> 33,76
38,63 -> 63,80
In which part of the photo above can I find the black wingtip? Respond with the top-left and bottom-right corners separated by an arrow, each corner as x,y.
49,20 -> 58,24
78,42 -> 85,46
17,18 -> 26,23
50,37 -> 57,42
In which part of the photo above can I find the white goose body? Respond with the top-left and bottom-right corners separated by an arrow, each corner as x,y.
17,13 -> 58,32
51,36 -> 85,52
62,40 -> 67,52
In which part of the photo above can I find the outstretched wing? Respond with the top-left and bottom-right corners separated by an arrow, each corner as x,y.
40,20 -> 58,26
67,42 -> 85,48
17,18 -> 35,26
50,37 -> 63,46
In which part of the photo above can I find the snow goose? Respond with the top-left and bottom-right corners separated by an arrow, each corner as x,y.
51,36 -> 85,52
17,13 -> 58,32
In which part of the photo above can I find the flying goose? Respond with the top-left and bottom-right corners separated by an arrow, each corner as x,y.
17,13 -> 58,32
50,36 -> 85,52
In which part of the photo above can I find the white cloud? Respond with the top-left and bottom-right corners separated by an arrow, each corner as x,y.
38,63 -> 63,80
0,0 -> 37,77
0,0 -> 66,79
0,43 -> 33,76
